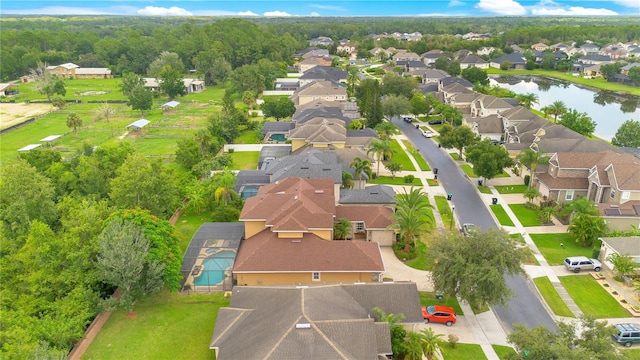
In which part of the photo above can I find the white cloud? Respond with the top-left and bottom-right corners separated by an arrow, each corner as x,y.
137,6 -> 192,16
475,0 -> 527,15
448,0 -> 465,6
309,12 -> 321,16
614,0 -> 640,8
263,11 -> 292,17
237,11 -> 259,16
532,6 -> 618,15
308,4 -> 347,12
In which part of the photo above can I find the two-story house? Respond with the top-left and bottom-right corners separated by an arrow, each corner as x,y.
233,177 -> 392,286
290,80 -> 348,106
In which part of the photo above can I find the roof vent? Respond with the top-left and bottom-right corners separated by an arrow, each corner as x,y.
291,240 -> 302,243
296,323 -> 311,329
315,190 -> 324,194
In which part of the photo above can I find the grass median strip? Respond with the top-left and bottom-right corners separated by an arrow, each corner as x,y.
490,204 -> 515,226
533,276 -> 574,317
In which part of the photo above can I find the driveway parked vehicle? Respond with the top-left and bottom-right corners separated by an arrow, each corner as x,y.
422,130 -> 434,138
428,119 -> 443,125
462,223 -> 476,236
612,323 -> 640,347
422,305 -> 457,326
563,256 -> 602,273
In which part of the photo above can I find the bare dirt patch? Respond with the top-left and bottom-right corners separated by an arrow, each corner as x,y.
0,103 -> 53,130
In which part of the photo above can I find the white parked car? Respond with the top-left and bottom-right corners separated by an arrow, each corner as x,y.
422,130 -> 433,138
564,256 -> 602,273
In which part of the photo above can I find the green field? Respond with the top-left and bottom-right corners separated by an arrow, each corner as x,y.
508,204 -> 541,227
82,291 -> 228,360
439,343 -> 487,360
530,233 -> 593,265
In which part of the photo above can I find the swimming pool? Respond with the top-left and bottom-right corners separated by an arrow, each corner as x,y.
193,250 -> 236,286
269,133 -> 286,142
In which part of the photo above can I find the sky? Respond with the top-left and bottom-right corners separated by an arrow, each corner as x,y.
1,0 -> 639,17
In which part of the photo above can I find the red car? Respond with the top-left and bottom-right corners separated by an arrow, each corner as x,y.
422,305 -> 457,326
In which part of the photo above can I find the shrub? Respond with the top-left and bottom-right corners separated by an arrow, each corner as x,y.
228,148 -> 235,153
403,174 -> 415,184
447,334 -> 459,349
592,247 -> 601,259
524,175 -> 530,186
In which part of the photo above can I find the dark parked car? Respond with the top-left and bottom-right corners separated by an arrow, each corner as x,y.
428,119 -> 443,125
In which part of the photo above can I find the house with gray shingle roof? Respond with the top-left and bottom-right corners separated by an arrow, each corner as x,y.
291,80 -> 348,106
459,54 -> 489,69
298,66 -> 347,87
599,237 -> 640,273
210,283 -> 423,360
339,184 -> 396,208
490,52 -> 527,69
470,95 -> 513,118
536,150 -> 640,229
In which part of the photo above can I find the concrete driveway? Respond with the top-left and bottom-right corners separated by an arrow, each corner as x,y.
380,247 -> 433,291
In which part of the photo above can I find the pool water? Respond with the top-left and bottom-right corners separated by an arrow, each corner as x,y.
193,250 -> 236,286
269,134 -> 286,142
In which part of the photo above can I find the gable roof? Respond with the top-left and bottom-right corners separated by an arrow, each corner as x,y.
335,205 -> 394,229
599,237 -> 640,257
288,117 -> 347,144
210,283 -> 422,359
233,229 -> 385,273
266,150 -> 344,184
299,65 -> 347,82
240,177 -> 336,232
339,185 -> 396,205
492,52 -> 527,65
460,54 -> 488,65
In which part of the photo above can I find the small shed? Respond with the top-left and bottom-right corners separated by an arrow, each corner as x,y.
18,144 -> 42,152
126,119 -> 151,131
161,101 -> 180,110
40,135 -> 62,146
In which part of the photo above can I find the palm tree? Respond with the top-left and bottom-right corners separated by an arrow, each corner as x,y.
347,67 -> 360,97
333,218 -> 352,240
547,100 -> 567,123
419,328 -> 444,360
66,113 -> 82,134
374,121 -> 398,140
385,161 -> 402,179
523,187 -> 541,205
341,171 -> 354,189
350,157 -> 373,188
391,187 -> 434,252
517,148 -> 549,188
515,93 -> 539,109
538,205 -> 556,224
403,332 -> 424,360
95,101 -> 117,122
367,139 -> 393,176
568,213 -> 606,247
184,180 -> 207,214
540,105 -> 551,120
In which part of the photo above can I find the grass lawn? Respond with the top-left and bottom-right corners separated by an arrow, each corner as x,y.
427,179 -> 439,186
490,205 -> 515,227
530,233 -> 593,265
402,139 -> 430,171
404,238 -> 432,271
388,139 -> 416,171
434,195 -> 455,232
533,277 -> 574,317
494,185 -> 528,194
173,211 -> 214,256
235,129 -> 261,144
478,185 -> 492,194
419,291 -> 463,315
439,343 -> 487,360
508,204 -> 541,227
370,175 -> 422,186
493,345 -> 516,359
82,291 -> 229,360
450,152 -> 461,160
227,151 -> 259,170
559,275 -> 630,318
621,348 -> 640,358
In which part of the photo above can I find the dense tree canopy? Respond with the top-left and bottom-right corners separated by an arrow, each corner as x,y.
430,228 -> 527,310
465,139 -> 514,183
612,119 -> 640,148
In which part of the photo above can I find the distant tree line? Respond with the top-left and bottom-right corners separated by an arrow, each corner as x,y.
2,16 -> 640,81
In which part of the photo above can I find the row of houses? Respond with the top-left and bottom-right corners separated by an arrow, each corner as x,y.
207,60 -> 420,358
436,77 -> 640,229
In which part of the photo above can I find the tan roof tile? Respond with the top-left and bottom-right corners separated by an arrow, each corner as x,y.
335,205 -> 394,229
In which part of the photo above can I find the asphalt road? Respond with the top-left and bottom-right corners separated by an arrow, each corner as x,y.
394,116 -> 558,332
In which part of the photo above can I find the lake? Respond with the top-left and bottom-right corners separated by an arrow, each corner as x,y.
490,76 -> 640,141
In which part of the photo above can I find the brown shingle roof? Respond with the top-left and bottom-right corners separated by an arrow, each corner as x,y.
233,229 -> 385,272
335,205 -> 394,229
240,177 -> 336,231
537,173 -> 589,190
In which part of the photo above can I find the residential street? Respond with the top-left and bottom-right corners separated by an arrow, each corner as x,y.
392,116 -> 558,333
